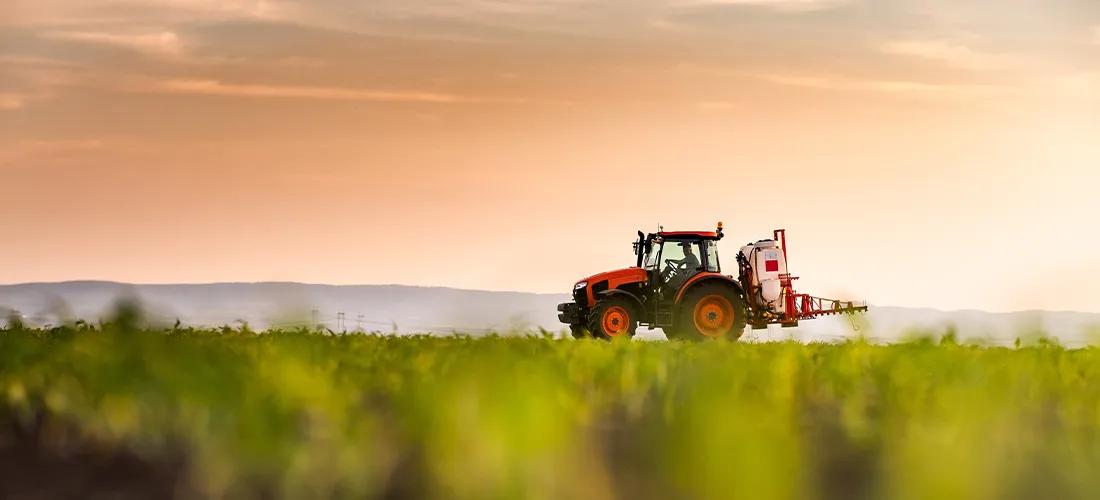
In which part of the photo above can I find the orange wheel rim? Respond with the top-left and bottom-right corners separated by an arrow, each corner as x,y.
693,295 -> 734,338
602,306 -> 630,337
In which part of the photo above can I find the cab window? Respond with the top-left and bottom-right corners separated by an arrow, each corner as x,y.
704,241 -> 720,272
644,239 -> 662,271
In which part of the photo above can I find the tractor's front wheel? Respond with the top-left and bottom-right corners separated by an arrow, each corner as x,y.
587,296 -> 638,341
673,282 -> 747,342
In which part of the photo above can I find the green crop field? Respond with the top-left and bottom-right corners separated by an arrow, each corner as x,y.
3,307 -> 1100,500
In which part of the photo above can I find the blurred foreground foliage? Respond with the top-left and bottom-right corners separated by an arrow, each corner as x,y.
3,312 -> 1100,500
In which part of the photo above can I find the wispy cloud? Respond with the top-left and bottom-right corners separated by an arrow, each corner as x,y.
0,87 -> 58,111
648,17 -> 689,31
41,29 -> 185,57
5,0 -> 1097,114
155,0 -> 292,19
437,0 -> 592,15
16,139 -> 106,150
365,0 -> 597,19
0,93 -> 27,110
26,29 -> 337,69
0,139 -> 107,168
754,72 -> 1012,99
5,0 -> 297,27
666,0 -> 852,13
878,38 -> 1016,71
113,78 -> 531,104
0,55 -> 84,68
694,100 -> 741,111
157,79 -> 459,102
0,60 -> 86,111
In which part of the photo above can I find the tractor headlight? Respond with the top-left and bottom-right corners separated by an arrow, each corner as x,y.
574,281 -> 587,290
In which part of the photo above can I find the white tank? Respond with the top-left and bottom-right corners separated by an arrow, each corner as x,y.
742,240 -> 788,313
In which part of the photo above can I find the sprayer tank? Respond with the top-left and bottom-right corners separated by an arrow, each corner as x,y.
740,239 -> 787,313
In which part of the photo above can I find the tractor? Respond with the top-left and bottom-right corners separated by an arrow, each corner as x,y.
557,223 -> 867,341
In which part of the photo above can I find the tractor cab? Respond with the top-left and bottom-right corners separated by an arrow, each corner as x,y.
634,224 -> 725,297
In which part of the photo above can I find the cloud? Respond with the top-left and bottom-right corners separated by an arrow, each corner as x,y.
5,0 -> 1095,114
41,29 -> 185,56
439,0 -> 592,15
112,78 -> 530,104
11,0 -> 588,29
15,139 -> 106,150
878,38 -> 1016,71
753,72 -> 1012,99
0,55 -> 84,68
0,88 -> 58,111
28,28 -> 339,68
157,0 -> 290,18
649,18 -> 688,30
694,101 -> 741,111
5,0 -> 297,27
0,59 -> 84,111
367,0 -> 594,18
0,94 -> 27,110
0,139 -> 107,168
666,0 -> 851,12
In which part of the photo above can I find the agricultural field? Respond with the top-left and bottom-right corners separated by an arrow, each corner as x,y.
3,308 -> 1100,500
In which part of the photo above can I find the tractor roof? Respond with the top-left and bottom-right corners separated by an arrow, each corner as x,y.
657,231 -> 721,240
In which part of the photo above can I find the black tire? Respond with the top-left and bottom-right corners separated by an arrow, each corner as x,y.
672,281 -> 747,342
569,324 -> 591,339
586,295 -> 638,341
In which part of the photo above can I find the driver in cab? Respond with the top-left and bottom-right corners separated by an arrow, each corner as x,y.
662,242 -> 701,288
675,242 -> 700,271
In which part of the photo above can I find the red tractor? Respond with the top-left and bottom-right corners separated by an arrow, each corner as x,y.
557,223 -> 867,341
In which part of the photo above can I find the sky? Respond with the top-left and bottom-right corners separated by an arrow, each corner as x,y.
1,0 -> 1098,313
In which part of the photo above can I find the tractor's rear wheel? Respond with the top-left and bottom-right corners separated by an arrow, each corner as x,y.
673,282 -> 747,342
587,296 -> 638,341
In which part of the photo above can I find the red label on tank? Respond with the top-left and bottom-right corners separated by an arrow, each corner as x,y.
765,260 -> 779,272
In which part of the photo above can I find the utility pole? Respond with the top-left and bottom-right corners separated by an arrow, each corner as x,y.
311,308 -> 318,331
337,311 -> 345,333
357,313 -> 363,333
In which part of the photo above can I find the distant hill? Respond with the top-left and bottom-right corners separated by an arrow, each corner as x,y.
1,281 -> 1098,346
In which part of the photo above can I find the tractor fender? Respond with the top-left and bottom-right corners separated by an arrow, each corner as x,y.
596,288 -> 646,315
673,273 -> 745,306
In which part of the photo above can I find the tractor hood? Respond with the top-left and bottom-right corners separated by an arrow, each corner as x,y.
575,267 -> 648,289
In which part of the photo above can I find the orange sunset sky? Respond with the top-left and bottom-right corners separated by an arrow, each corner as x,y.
2,0 -> 1098,313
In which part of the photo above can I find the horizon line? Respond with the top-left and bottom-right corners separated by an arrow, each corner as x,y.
0,280 -> 1095,317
